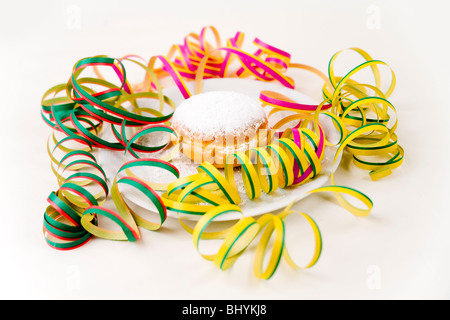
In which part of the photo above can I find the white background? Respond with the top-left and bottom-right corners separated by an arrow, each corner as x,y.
1,0 -> 449,300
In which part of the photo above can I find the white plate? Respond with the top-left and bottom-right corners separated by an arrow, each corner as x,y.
97,78 -> 342,221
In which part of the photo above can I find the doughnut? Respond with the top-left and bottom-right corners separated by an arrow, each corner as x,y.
171,91 -> 269,168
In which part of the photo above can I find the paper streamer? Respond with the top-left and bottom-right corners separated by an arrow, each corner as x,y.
41,26 -> 403,279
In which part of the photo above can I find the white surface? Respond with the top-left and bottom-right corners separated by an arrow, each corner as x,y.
97,78 -> 342,221
2,0 -> 450,300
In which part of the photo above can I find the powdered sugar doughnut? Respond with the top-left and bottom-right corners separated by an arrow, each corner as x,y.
171,91 -> 269,168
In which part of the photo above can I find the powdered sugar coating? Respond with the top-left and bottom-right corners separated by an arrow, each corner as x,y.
171,91 -> 267,140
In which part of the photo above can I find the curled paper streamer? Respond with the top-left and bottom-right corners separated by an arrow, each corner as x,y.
41,26 -> 403,279
180,204 -> 322,280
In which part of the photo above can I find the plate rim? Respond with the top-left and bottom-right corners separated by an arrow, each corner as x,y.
99,77 -> 342,221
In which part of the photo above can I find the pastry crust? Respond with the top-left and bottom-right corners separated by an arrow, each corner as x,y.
174,120 -> 269,168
